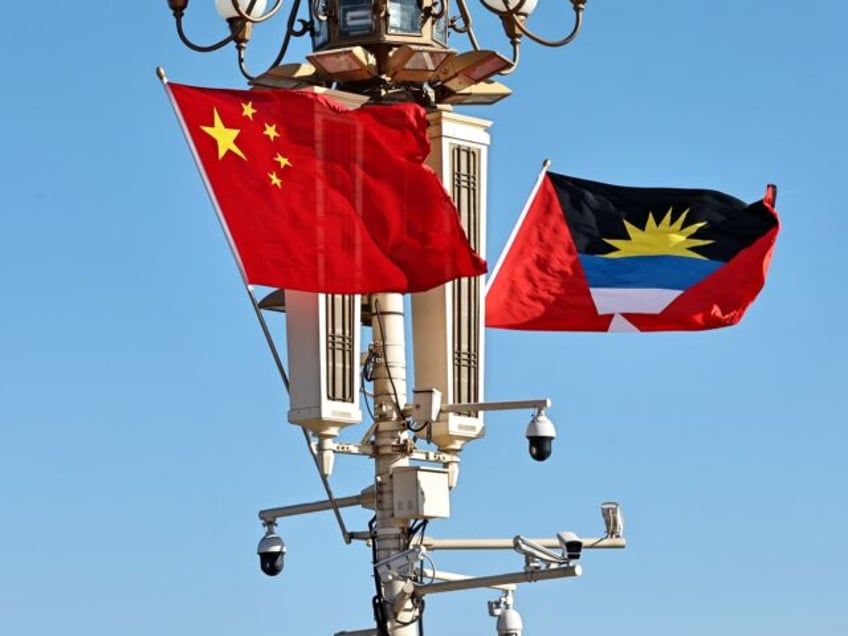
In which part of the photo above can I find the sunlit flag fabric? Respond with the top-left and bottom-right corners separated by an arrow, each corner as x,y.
164,82 -> 486,294
486,169 -> 779,332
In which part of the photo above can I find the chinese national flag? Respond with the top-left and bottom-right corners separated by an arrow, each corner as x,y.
166,82 -> 486,293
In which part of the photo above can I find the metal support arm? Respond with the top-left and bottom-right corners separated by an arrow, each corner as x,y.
439,398 -> 550,414
416,565 -> 581,596
258,491 -> 371,523
416,536 -> 626,550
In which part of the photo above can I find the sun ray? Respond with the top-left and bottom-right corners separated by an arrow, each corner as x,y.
602,208 -> 714,259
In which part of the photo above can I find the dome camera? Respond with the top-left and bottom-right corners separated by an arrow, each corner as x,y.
525,411 -> 556,461
496,608 -> 524,636
257,529 -> 286,577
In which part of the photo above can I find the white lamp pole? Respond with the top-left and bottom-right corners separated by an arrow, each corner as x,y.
370,291 -> 417,635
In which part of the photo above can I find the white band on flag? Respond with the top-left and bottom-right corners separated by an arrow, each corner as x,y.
589,288 -> 682,315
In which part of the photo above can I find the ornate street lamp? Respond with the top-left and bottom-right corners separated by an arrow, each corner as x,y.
164,3 -> 611,635
167,0 -> 587,104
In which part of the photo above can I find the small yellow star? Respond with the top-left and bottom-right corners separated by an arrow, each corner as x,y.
268,171 -> 283,188
273,153 -> 293,169
241,101 -> 257,120
263,123 -> 280,141
200,108 -> 246,160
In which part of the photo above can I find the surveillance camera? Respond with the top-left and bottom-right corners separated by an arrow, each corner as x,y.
601,501 -> 624,538
525,411 -> 556,461
257,530 -> 286,577
496,608 -> 524,636
557,531 -> 582,561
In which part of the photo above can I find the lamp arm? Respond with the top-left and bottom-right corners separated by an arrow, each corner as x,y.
289,18 -> 313,37
497,39 -> 520,75
508,1 -> 584,48
450,0 -> 482,51
427,0 -> 446,21
228,0 -> 286,23
237,43 -> 259,80
268,0 -> 311,69
173,12 -> 237,52
312,0 -> 329,21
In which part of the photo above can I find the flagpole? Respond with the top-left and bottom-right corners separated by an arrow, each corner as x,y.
245,285 -> 290,391
158,69 -> 251,287
244,284 -> 353,543
162,68 -> 353,527
484,158 -> 551,296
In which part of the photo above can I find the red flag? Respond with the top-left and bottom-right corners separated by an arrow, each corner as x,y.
166,82 -> 486,293
486,169 -> 779,332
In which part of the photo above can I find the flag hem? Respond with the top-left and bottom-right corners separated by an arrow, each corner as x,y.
485,160 -> 551,296
162,82 -> 250,286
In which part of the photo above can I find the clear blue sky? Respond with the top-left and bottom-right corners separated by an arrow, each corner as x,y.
2,3 -> 846,635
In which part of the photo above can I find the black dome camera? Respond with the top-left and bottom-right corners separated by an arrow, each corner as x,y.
257,530 -> 286,577
525,411 -> 556,462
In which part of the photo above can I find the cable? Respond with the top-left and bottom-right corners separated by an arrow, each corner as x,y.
367,303 -> 429,437
362,344 -> 379,382
407,519 -> 429,548
407,417 -> 430,434
369,516 -> 391,636
361,364 -> 376,423
360,343 -> 381,425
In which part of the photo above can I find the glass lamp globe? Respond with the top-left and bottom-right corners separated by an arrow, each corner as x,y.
479,0 -> 538,16
215,0 -> 268,19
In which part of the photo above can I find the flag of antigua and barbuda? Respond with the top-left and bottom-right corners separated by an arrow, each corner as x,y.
486,170 -> 779,332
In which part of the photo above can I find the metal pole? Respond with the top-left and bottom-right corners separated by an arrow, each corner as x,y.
417,565 -> 582,596
258,494 -> 365,523
418,537 -> 626,550
370,293 -> 416,636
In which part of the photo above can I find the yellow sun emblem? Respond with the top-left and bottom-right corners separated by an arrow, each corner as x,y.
601,208 -> 714,260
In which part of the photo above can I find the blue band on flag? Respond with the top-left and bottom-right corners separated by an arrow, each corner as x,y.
578,254 -> 723,290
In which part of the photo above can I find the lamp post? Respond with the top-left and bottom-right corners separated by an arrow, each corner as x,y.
166,1 -> 614,634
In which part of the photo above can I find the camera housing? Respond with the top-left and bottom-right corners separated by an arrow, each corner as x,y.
496,608 -> 524,636
601,501 -> 624,538
489,592 -> 523,636
557,531 -> 583,561
525,411 -> 556,461
257,531 -> 286,577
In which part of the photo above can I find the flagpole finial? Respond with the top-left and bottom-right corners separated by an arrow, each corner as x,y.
765,183 -> 777,207
156,66 -> 169,84
542,158 -> 551,171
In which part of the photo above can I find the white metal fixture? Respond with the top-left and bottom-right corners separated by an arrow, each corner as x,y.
284,290 -> 363,478
601,501 -> 624,538
513,535 -> 572,569
374,547 -> 428,582
392,466 -> 451,520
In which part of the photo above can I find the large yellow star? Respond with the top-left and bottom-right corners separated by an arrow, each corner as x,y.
200,109 -> 246,160
268,171 -> 283,188
241,101 -> 257,120
263,123 -> 280,142
273,153 -> 293,169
